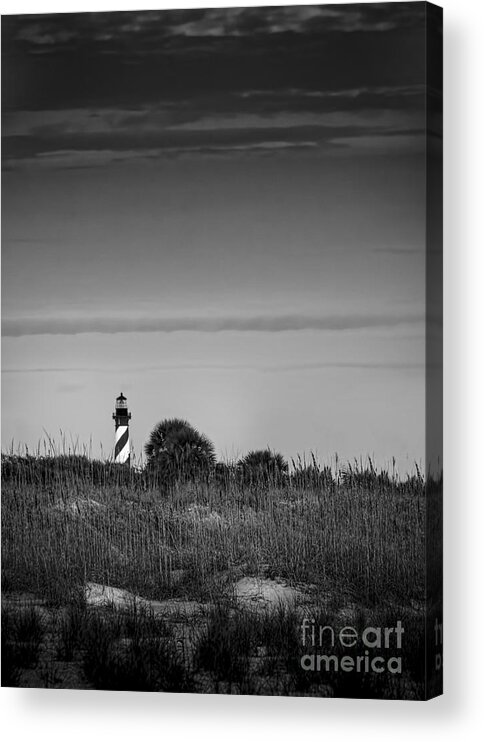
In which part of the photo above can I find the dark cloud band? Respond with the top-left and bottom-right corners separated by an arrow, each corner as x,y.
3,312 -> 426,337
2,5 -> 426,113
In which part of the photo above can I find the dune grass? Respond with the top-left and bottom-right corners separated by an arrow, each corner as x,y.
1,453 -> 428,605
1,452 -> 441,697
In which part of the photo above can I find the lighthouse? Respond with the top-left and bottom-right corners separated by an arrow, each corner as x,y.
113,392 -> 131,465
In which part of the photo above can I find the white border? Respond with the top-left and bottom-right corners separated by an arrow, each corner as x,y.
1,0 -> 483,739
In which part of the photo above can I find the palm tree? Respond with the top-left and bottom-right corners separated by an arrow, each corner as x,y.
144,418 -> 216,483
238,448 -> 288,483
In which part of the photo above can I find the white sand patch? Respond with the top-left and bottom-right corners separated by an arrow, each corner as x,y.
85,582 -> 140,609
84,582 -> 207,619
233,577 -> 305,613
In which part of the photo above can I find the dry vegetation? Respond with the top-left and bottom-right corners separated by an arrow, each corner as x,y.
1,452 -> 441,698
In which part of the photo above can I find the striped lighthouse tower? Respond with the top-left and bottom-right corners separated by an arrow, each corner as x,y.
112,392 -> 131,465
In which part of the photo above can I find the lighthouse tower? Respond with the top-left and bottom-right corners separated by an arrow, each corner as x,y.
112,392 -> 131,465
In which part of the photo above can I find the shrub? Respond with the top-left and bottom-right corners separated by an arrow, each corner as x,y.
238,449 -> 288,485
145,419 -> 216,486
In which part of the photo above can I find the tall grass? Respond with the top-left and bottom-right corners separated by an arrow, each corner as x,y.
80,605 -> 192,692
1,452 -> 431,606
1,450 -> 440,697
195,601 -> 312,694
1,604 -> 45,685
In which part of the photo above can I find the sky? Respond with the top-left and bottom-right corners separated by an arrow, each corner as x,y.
1,3 -> 440,473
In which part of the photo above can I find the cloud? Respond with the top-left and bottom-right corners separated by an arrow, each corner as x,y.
2,109 -> 425,169
271,361 -> 425,372
2,141 -> 323,171
330,132 -> 425,154
3,5 -> 425,56
2,311 -> 425,338
3,6 -> 428,114
3,93 -> 425,140
2,360 -> 425,376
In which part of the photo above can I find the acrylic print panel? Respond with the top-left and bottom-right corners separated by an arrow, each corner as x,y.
1,2 -> 443,699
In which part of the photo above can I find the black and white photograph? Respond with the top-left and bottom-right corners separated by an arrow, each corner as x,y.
1,1 -> 442,700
